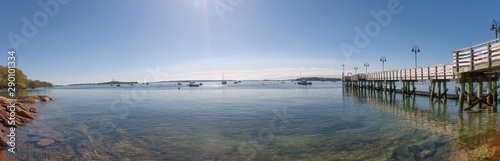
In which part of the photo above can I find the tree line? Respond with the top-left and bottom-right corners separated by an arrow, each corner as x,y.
0,66 -> 53,88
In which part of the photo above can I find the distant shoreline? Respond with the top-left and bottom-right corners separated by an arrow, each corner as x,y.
67,77 -> 342,86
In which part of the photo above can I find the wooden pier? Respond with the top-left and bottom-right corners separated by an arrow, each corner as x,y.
343,38 -> 500,111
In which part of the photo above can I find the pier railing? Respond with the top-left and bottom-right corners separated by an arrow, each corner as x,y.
452,38 -> 500,73
366,62 -> 455,81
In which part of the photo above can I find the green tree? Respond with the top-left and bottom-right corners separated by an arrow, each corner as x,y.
0,66 -> 52,88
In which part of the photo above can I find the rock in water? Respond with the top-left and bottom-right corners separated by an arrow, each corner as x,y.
13,95 -> 54,103
0,96 -> 54,149
37,139 -> 55,146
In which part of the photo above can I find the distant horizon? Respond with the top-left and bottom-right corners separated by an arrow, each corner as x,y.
64,76 -> 341,86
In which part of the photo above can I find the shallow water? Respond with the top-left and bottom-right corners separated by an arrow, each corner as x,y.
2,81 -> 499,160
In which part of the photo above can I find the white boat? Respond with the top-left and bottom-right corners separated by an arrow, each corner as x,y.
188,82 -> 199,87
297,70 -> 312,85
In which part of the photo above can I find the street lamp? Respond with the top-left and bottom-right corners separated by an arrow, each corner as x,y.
380,57 -> 387,72
354,66 -> 358,74
411,45 -> 420,67
364,63 -> 369,74
491,20 -> 500,42
342,64 -> 345,78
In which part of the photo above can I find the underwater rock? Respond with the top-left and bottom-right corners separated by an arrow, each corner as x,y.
450,130 -> 500,160
13,95 -> 54,103
0,96 -> 53,149
37,139 -> 55,146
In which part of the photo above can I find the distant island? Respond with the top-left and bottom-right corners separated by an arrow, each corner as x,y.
69,80 -> 138,86
67,77 -> 341,86
295,77 -> 341,81
263,77 -> 341,81
98,81 -> 138,85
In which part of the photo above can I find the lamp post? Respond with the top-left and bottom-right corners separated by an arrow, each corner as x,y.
380,57 -> 387,72
342,64 -> 345,78
491,20 -> 499,42
354,66 -> 358,74
411,45 -> 420,67
364,63 -> 369,74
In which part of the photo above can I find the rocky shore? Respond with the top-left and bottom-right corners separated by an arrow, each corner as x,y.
0,95 -> 53,149
450,129 -> 500,160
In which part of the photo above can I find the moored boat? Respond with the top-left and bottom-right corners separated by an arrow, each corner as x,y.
222,73 -> 227,85
188,82 -> 199,87
297,80 -> 312,85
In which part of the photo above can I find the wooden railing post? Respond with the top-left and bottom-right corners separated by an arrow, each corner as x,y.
421,67 -> 423,80
444,65 -> 446,79
488,43 -> 492,68
414,68 -> 417,80
455,51 -> 460,73
435,66 -> 438,79
409,69 -> 411,80
427,67 -> 430,80
470,48 -> 474,71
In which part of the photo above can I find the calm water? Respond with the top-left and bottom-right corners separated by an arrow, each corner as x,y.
2,81 -> 498,160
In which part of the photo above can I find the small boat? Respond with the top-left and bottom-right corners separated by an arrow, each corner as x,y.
188,82 -> 199,87
146,83 -> 149,85
117,84 -> 121,87
297,71 -> 311,85
297,80 -> 312,85
238,80 -> 241,83
221,73 -> 227,85
177,82 -> 182,85
199,83 -> 203,85
234,81 -> 238,84
130,83 -> 133,86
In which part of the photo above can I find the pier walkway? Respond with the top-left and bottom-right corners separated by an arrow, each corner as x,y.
343,38 -> 500,111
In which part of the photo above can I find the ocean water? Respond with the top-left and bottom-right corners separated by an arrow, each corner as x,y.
1,81 -> 498,160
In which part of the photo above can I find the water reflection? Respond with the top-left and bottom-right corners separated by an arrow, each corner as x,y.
0,89 -> 51,97
343,86 -> 500,139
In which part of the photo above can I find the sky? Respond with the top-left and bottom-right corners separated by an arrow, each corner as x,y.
1,0 -> 499,85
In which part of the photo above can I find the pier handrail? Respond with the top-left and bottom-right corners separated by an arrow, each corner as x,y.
452,38 -> 500,73
366,62 -> 455,81
451,38 -> 500,52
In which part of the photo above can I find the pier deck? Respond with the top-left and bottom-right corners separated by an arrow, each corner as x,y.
343,38 -> 500,111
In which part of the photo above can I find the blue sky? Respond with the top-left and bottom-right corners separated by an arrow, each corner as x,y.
1,0 -> 499,85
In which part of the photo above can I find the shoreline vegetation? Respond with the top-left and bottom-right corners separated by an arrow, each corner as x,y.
0,66 -> 53,89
